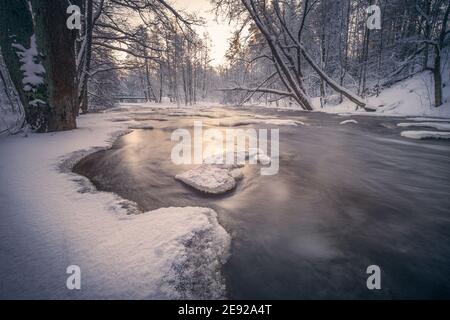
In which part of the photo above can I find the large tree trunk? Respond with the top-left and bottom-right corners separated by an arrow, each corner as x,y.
32,0 -> 77,130
0,0 -> 77,132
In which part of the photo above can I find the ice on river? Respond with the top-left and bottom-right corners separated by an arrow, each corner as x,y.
400,130 -> 450,140
339,119 -> 358,125
219,118 -> 304,127
397,122 -> 450,131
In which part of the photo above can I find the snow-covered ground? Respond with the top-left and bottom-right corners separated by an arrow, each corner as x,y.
319,71 -> 450,118
0,109 -> 231,299
247,71 -> 450,119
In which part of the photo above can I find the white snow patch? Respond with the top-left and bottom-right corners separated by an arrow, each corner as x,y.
397,122 -> 450,130
176,146 -> 273,193
247,69 -> 450,118
229,168 -> 244,180
319,71 -> 450,118
254,153 -> 271,165
400,131 -> 450,140
12,35 -> 45,92
0,108 -> 231,299
220,118 -> 304,127
29,99 -> 46,107
340,119 -> 358,125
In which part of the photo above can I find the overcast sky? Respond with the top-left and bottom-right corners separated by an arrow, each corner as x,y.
171,0 -> 235,67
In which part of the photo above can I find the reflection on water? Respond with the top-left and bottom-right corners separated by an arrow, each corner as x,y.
74,107 -> 450,299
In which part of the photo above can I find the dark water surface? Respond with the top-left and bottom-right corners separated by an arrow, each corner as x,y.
74,106 -> 450,299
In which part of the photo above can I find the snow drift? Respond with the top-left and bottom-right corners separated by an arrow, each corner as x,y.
400,130 -> 450,140
0,108 -> 231,299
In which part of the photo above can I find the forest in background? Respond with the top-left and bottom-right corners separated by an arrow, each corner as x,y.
0,0 -> 449,134
217,0 -> 449,111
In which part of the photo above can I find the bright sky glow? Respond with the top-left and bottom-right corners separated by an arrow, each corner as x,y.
171,0 -> 235,67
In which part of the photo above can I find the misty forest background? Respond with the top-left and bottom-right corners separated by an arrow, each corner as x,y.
0,0 -> 449,134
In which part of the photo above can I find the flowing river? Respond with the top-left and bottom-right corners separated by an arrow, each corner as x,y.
74,105 -> 450,299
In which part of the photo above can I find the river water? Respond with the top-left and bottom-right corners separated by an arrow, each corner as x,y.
74,105 -> 450,299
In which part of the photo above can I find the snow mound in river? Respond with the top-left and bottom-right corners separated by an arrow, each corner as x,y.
255,153 -> 271,165
400,131 -> 450,140
176,148 -> 272,193
140,206 -> 231,299
175,165 -> 237,194
340,119 -> 358,125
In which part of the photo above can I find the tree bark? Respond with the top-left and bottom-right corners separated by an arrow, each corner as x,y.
433,1 -> 450,107
0,0 -> 77,132
32,0 -> 77,130
433,45 -> 442,107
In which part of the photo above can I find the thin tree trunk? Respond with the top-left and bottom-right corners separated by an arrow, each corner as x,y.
158,63 -> 163,103
433,2 -> 450,107
32,0 -> 77,130
79,0 -> 93,114
433,45 -> 442,107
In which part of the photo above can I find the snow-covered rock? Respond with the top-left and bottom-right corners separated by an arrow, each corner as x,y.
229,168 -> 244,180
340,119 -> 358,125
400,131 -> 450,140
176,146 -> 273,193
175,165 -> 237,194
255,153 -> 271,165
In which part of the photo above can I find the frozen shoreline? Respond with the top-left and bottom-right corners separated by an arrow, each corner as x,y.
0,107 -> 231,299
